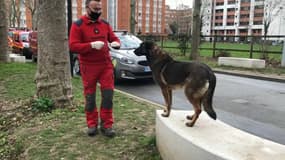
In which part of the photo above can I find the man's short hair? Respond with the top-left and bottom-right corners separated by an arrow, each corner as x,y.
85,0 -> 101,7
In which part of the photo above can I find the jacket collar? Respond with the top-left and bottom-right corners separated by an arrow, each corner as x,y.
82,15 -> 102,25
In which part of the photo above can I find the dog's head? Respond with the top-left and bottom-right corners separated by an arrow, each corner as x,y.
134,41 -> 156,57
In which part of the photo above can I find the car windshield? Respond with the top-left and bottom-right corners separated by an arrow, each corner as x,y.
20,33 -> 29,42
8,32 -> 13,38
117,34 -> 141,49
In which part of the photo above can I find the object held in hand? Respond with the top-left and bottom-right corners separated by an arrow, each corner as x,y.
90,41 -> 104,50
110,41 -> 120,49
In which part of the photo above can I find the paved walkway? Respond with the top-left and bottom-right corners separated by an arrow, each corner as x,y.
213,68 -> 285,83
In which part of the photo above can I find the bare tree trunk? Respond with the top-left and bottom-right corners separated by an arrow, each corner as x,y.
190,0 -> 201,60
0,0 -> 8,62
22,0 -> 38,29
35,0 -> 73,107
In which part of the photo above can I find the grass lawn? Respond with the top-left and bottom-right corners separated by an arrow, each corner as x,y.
157,40 -> 283,60
0,63 -> 161,160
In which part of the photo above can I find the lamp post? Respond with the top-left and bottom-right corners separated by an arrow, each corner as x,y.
130,0 -> 136,34
67,0 -> 73,76
278,6 -> 283,41
279,6 -> 285,67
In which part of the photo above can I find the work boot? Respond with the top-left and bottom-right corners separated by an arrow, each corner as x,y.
100,127 -> 115,138
87,127 -> 98,137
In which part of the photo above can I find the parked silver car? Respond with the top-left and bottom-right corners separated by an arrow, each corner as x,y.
72,31 -> 152,82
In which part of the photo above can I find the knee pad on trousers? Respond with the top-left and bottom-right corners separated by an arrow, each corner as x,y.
101,89 -> 113,109
85,93 -> 96,112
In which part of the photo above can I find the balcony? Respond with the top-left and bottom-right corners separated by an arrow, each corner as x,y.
241,2 -> 251,7
240,10 -> 250,14
227,11 -> 235,16
215,12 -> 224,16
226,31 -> 235,36
215,19 -> 223,23
216,0 -> 224,3
239,32 -> 248,36
228,0 -> 236,4
253,17 -> 263,21
254,9 -> 264,14
240,17 -> 249,22
227,19 -> 235,23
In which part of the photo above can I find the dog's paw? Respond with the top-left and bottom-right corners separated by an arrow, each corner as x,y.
186,115 -> 193,120
186,122 -> 194,127
161,112 -> 170,117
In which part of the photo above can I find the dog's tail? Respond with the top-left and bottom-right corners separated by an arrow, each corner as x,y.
202,73 -> 217,120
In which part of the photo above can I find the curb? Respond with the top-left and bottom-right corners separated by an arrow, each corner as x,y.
213,69 -> 285,83
156,110 -> 285,160
114,89 -> 164,109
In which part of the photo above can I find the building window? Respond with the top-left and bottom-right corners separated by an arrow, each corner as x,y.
240,22 -> 249,25
254,5 -> 264,9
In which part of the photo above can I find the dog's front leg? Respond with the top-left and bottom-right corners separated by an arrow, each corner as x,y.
161,87 -> 172,117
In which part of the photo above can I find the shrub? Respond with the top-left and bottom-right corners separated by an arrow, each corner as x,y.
215,50 -> 231,58
31,97 -> 54,112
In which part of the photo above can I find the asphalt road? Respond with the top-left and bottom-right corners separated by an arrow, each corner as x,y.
115,73 -> 285,145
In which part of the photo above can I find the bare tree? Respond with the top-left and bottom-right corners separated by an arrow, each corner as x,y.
22,0 -> 37,29
191,0 -> 202,60
200,0 -> 211,42
200,0 -> 211,29
261,0 -> 284,59
8,0 -> 22,28
0,0 -> 8,62
35,0 -> 73,107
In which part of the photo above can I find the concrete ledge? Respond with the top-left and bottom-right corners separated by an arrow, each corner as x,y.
156,110 -> 285,160
218,57 -> 265,68
8,54 -> 26,63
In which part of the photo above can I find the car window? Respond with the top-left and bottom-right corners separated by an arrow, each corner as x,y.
117,34 -> 142,50
20,33 -> 29,42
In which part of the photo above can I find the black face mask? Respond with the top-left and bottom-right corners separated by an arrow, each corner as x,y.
89,11 -> 101,21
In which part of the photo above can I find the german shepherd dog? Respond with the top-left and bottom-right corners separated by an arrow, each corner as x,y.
134,41 -> 217,127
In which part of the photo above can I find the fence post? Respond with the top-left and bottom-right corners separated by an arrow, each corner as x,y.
250,36 -> 254,58
212,35 -> 216,58
161,36 -> 164,49
282,40 -> 285,67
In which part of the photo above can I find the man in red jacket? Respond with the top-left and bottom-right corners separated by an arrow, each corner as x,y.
69,0 -> 120,137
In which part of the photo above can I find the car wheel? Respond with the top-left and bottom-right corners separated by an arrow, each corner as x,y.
73,57 -> 80,76
23,48 -> 32,59
113,68 -> 123,84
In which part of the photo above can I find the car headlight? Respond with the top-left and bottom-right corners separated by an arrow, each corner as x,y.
120,57 -> 135,64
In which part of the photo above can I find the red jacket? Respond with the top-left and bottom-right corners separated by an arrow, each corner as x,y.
69,15 -> 120,65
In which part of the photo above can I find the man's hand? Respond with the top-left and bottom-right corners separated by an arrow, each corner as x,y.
90,41 -> 105,50
110,41 -> 120,49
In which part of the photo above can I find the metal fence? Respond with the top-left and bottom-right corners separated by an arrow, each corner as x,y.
138,35 -> 285,59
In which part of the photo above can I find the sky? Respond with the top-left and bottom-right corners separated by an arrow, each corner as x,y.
165,0 -> 193,9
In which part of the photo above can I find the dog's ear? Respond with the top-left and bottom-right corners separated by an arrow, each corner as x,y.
144,41 -> 155,50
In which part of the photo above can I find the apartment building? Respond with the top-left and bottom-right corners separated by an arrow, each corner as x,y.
10,0 -> 127,31
165,5 -> 176,34
202,0 -> 285,41
135,0 -> 166,35
12,0 -> 167,35
176,6 -> 192,35
210,0 -> 265,41
165,5 -> 192,35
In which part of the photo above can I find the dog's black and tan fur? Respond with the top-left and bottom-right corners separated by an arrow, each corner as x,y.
134,41 -> 217,127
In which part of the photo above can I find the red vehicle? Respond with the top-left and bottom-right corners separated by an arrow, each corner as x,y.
11,31 -> 32,59
8,35 -> 13,48
28,31 -> 38,62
